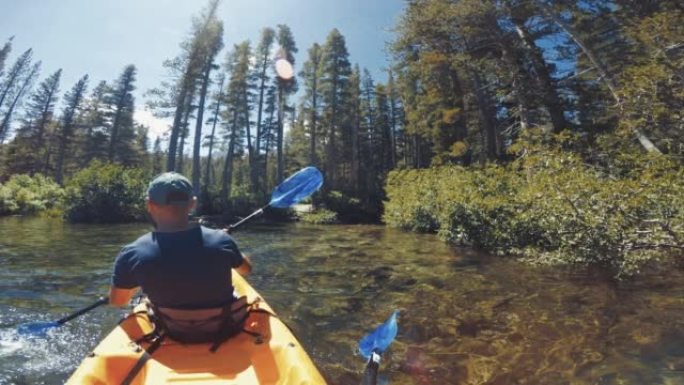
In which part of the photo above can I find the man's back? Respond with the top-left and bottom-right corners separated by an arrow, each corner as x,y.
112,225 -> 244,309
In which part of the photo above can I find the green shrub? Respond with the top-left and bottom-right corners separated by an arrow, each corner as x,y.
298,208 -> 339,224
384,135 -> 684,276
320,190 -> 379,223
63,161 -> 149,223
0,174 -> 65,216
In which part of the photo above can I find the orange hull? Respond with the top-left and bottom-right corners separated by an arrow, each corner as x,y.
66,271 -> 327,384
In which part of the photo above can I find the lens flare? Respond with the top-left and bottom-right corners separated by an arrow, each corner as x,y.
275,58 -> 294,80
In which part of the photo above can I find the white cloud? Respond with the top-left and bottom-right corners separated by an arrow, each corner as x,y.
134,109 -> 170,140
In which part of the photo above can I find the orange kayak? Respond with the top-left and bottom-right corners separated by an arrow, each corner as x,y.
65,271 -> 327,384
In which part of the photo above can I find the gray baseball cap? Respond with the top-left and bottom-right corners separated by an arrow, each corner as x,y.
147,172 -> 193,205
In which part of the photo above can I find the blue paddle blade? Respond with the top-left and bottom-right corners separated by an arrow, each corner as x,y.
269,167 -> 324,209
359,310 -> 399,360
17,321 -> 59,337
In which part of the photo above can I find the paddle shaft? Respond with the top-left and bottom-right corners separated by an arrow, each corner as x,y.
360,351 -> 381,385
56,297 -> 109,325
228,207 -> 267,231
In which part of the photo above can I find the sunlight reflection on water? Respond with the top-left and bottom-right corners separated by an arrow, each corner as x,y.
0,217 -> 683,384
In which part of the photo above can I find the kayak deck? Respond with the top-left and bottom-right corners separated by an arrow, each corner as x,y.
66,271 -> 326,384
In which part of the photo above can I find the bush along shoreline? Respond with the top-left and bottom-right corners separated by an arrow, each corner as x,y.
0,162 -> 301,224
384,134 -> 684,277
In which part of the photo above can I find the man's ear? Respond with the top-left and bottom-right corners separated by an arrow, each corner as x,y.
189,197 -> 198,212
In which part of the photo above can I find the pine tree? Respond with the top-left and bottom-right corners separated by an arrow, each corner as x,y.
536,0 -> 660,153
220,43 -> 250,202
261,83 -> 277,191
0,37 -> 13,79
166,0 -> 222,171
319,29 -> 351,188
79,81 -> 109,165
299,43 -> 323,167
0,61 -> 41,144
203,74 -> 225,197
275,24 -> 298,183
191,15 -> 224,202
3,68 -> 56,174
55,75 -> 88,184
105,65 -> 137,164
348,65 -> 362,190
253,27 -> 276,191
386,70 -> 404,168
152,136 -> 164,175
0,48 -> 32,111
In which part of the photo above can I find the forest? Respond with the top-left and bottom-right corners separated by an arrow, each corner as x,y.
0,0 -> 682,272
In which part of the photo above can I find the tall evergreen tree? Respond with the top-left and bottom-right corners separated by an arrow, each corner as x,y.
275,24 -> 298,183
191,15 -> 224,202
79,81 -> 109,165
220,43 -> 250,202
0,61 -> 41,144
348,65 -> 362,190
0,37 -> 13,79
105,65 -> 137,164
203,74 -> 225,197
0,48 -> 32,111
253,27 -> 276,192
386,70 -> 404,167
319,29 -> 351,188
299,43 -> 322,167
28,69 -> 62,173
166,0 -> 222,171
55,75 -> 88,184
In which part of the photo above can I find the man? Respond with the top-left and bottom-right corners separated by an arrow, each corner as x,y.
109,172 -> 252,310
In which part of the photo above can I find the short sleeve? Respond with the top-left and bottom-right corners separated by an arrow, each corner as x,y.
220,235 -> 244,268
112,246 -> 138,289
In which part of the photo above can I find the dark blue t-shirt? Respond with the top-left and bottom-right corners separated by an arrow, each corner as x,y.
112,226 -> 244,309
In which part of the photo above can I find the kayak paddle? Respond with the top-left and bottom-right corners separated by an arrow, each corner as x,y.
358,310 -> 399,385
228,166 -> 323,231
17,296 -> 109,336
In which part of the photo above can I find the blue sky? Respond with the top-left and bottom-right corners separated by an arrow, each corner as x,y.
0,0 -> 405,137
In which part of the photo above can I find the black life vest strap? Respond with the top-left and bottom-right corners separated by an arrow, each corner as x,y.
120,333 -> 165,385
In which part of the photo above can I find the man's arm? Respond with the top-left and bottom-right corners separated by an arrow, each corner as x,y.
109,286 -> 138,307
234,253 -> 252,276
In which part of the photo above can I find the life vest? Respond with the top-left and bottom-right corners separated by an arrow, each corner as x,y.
146,296 -> 257,352
120,297 -> 266,385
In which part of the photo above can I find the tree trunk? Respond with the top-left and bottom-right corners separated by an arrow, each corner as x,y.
511,15 -> 568,133
263,105 -> 276,191
166,79 -> 192,171
499,39 -> 531,134
351,103 -> 359,191
203,82 -> 224,196
469,68 -> 500,160
192,61 -> 213,200
388,95 -> 397,168
177,94 -> 193,172
55,130 -> 69,184
244,93 -> 256,193
221,109 -> 239,205
276,83 -> 285,183
310,76 -> 318,166
255,57 -> 269,191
